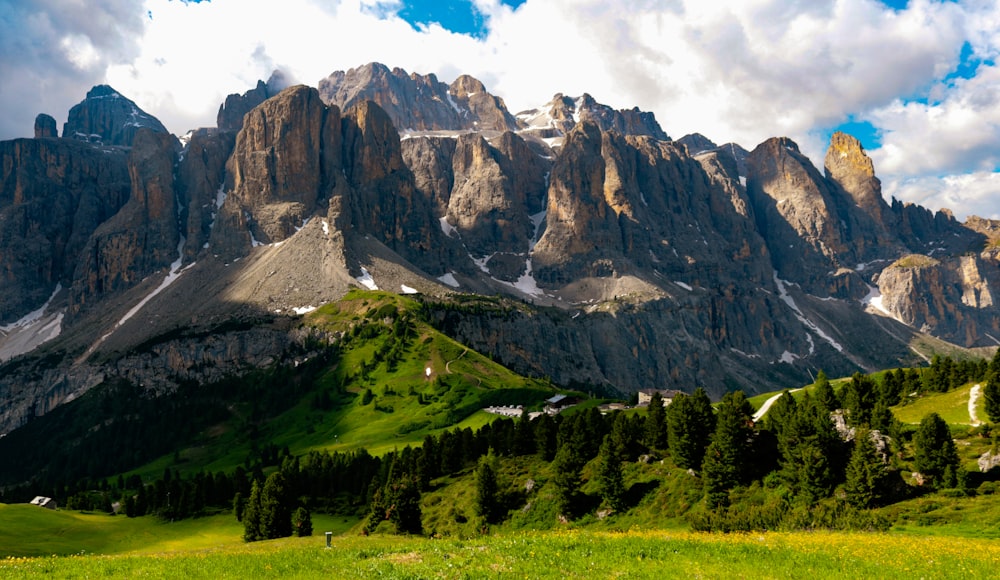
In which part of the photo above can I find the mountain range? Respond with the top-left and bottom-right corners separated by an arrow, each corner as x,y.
1,61 -> 998,434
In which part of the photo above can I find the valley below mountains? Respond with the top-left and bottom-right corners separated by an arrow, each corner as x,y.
1,61 -> 999,434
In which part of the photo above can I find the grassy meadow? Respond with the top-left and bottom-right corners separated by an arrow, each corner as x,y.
2,522 -> 999,579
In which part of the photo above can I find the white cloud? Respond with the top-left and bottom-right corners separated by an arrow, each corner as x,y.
2,0 -> 998,220
884,172 -> 1000,220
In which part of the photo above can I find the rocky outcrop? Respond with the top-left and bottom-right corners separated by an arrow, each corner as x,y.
176,128 -> 236,258
747,137 -> 862,294
876,252 -> 1000,345
517,93 -> 669,142
0,323 -> 296,433
0,138 -> 130,322
71,129 -> 182,313
216,71 -> 293,133
318,63 -> 518,133
212,85 -> 342,254
34,114 -> 58,139
63,85 -> 169,147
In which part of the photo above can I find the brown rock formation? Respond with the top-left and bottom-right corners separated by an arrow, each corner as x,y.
213,85 -> 342,253
71,129 -> 181,313
318,62 -> 518,133
0,138 -> 130,322
63,85 -> 168,147
33,114 -> 58,139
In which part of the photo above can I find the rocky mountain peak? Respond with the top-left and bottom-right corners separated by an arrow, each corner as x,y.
62,85 -> 169,147
516,92 -> 669,147
677,133 -> 719,155
318,62 -> 516,133
33,114 -> 57,139
213,84 -> 341,253
824,131 -> 886,220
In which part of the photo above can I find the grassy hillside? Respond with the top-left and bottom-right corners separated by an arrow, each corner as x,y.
0,289 -> 560,488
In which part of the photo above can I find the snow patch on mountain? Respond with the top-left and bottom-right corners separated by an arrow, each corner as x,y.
356,267 -> 378,291
773,272 -> 844,353
438,272 -> 460,288
440,216 -> 458,238
0,284 -> 65,362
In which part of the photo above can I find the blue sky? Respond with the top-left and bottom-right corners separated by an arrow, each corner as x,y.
1,0 -> 998,219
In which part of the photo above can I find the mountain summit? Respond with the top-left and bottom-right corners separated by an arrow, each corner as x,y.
0,63 -> 997,434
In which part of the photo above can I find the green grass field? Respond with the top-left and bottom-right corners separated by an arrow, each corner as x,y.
2,525 -> 998,579
892,383 -> 983,425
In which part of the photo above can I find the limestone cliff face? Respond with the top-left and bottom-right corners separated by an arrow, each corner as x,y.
444,132 -> 548,262
319,63 -> 518,133
217,80 -> 272,133
176,128 -> 236,259
63,85 -> 168,147
71,130 -> 181,314
0,138 -> 130,322
877,251 -> 1000,345
747,137 -> 859,293
533,121 -> 769,287
401,136 -> 457,214
341,100 -> 441,269
212,85 -> 342,254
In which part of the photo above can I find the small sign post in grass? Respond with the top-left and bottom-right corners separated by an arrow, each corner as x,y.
325,531 -> 332,548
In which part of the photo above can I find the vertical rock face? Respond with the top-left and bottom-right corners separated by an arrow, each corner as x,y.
341,100 -> 441,269
401,136 -> 457,213
824,132 -> 886,224
71,129 -> 181,313
33,114 -> 58,139
747,137 -> 853,290
447,75 -> 520,132
62,85 -> 169,147
444,131 -> 548,261
213,85 -> 342,253
531,120 -> 770,288
216,71 -> 293,133
318,62 -> 518,133
0,139 -> 130,321
175,128 -> 236,258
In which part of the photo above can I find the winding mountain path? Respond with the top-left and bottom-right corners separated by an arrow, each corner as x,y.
753,388 -> 803,421
969,384 -> 982,426
445,348 -> 468,374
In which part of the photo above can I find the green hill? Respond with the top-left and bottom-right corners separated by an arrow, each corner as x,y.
0,289 -> 561,487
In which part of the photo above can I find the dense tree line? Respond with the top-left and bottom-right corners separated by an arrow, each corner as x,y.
5,353 -> 996,538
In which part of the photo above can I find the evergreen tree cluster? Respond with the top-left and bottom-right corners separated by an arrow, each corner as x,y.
6,353 -> 994,538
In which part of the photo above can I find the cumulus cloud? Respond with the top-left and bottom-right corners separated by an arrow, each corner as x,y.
1,0 -> 997,219
0,0 -> 145,138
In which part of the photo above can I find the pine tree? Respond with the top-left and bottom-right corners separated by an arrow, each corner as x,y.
233,491 -> 246,522
914,412 -> 960,488
551,427 -> 587,518
701,391 -> 755,507
844,373 -> 876,427
387,475 -> 422,534
984,377 -> 1000,423
667,388 -> 715,470
844,428 -> 889,509
813,370 -> 839,412
260,471 -> 293,539
643,391 -> 668,451
242,480 -> 263,542
596,435 -> 626,512
292,506 -> 313,537
474,449 -> 502,524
